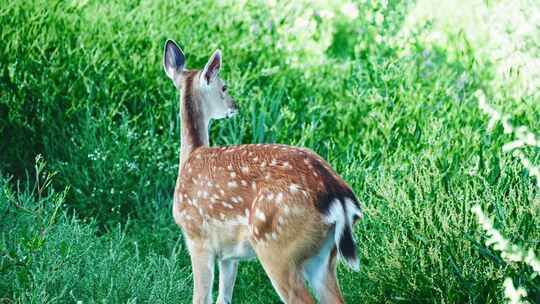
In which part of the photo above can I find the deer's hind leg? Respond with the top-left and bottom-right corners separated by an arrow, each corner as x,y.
186,239 -> 215,304
216,259 -> 238,304
303,242 -> 345,304
249,212 -> 327,303
255,245 -> 315,304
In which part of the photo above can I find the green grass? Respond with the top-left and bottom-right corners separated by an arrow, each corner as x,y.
1,0 -> 539,303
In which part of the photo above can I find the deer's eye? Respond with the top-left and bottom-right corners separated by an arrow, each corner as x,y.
222,85 -> 227,92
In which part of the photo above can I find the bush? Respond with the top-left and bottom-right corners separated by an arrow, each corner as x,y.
0,157 -> 193,303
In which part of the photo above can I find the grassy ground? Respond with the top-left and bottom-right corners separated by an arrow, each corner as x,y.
1,0 -> 539,303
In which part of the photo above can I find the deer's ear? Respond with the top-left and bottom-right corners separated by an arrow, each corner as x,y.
163,40 -> 185,81
201,49 -> 221,86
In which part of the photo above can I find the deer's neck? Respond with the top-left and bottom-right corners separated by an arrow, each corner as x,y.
179,72 -> 210,168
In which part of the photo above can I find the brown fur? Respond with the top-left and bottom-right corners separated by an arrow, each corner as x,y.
175,144 -> 353,240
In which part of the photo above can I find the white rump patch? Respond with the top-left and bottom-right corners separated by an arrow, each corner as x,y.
344,198 -> 363,222
324,198 -> 361,271
324,199 -> 346,251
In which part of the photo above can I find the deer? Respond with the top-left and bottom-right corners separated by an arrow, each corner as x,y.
163,39 -> 363,304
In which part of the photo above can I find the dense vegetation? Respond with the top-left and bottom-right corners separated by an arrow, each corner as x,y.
1,0 -> 538,303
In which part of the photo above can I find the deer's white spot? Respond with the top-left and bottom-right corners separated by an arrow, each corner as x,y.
231,197 -> 239,203
276,192 -> 284,204
289,183 -> 300,193
267,193 -> 274,201
223,202 -> 234,209
283,161 -> 290,168
227,181 -> 238,188
260,161 -> 266,167
227,165 -> 233,170
271,159 -> 277,166
255,209 -> 266,221
241,166 -> 249,173
230,172 -> 237,178
253,157 -> 259,162
241,180 -> 247,186
251,181 -> 257,190
219,189 -> 225,195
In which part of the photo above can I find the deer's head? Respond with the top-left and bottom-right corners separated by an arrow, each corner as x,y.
163,40 -> 237,120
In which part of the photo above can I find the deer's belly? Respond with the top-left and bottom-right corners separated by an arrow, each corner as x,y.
205,222 -> 256,261
219,239 -> 256,261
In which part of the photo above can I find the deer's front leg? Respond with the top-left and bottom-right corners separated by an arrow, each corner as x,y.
216,259 -> 238,304
188,242 -> 215,304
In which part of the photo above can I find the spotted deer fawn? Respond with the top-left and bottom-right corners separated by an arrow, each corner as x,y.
164,40 -> 363,304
